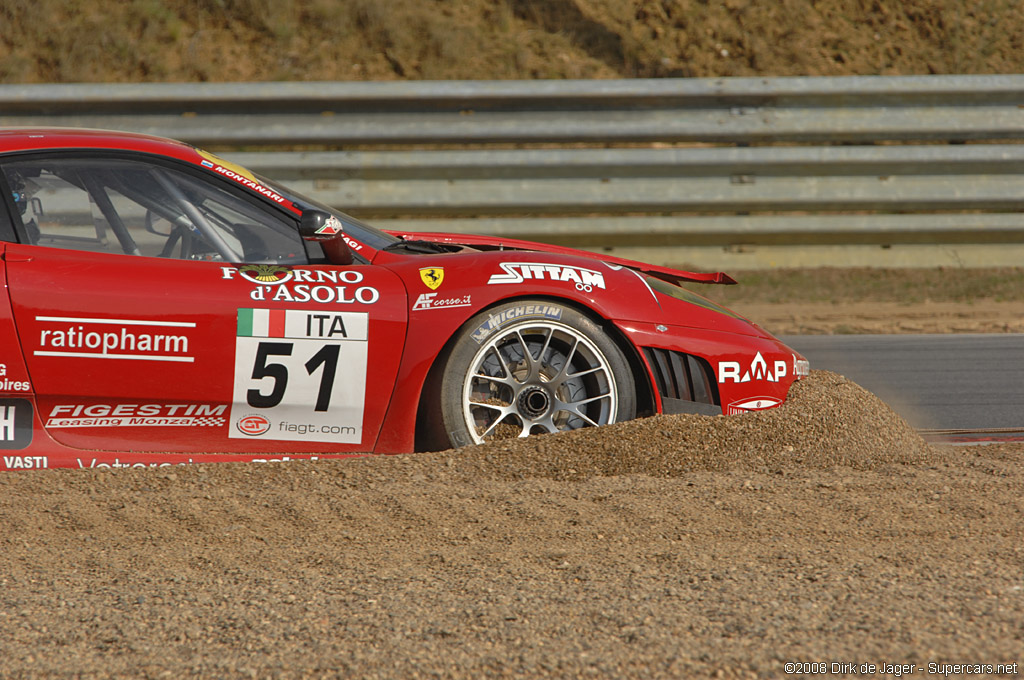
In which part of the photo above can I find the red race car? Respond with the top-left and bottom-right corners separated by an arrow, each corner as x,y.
0,128 -> 808,470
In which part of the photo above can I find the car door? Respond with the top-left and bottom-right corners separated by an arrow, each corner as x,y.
1,153 -> 407,455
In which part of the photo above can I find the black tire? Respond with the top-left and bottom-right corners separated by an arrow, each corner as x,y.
437,299 -> 636,448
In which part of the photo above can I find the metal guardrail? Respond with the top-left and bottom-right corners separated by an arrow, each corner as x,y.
3,76 -> 1024,267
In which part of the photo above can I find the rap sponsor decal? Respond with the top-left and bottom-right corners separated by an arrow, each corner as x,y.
34,316 -> 195,363
0,399 -> 32,450
230,309 -> 368,444
718,352 -> 788,384
487,262 -> 606,292
46,403 -> 227,428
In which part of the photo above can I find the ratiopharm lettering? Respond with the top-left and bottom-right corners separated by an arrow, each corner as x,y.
34,316 -> 195,363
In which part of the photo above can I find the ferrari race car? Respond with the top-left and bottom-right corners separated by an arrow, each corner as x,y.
0,128 -> 809,470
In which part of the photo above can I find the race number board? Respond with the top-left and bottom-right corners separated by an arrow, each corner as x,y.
229,308 -> 368,444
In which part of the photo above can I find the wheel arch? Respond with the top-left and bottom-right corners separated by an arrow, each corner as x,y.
413,294 -> 656,452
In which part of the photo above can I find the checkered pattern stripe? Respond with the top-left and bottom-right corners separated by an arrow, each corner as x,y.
191,417 -> 226,427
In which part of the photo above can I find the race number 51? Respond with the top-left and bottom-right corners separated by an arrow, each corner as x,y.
228,309 -> 368,443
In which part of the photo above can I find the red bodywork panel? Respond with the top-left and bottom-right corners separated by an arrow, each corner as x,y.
384,230 -> 738,286
0,128 -> 807,471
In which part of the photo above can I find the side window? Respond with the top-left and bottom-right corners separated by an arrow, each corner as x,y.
2,157 -> 307,264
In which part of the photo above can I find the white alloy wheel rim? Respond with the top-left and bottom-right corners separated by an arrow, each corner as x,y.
461,321 -> 618,443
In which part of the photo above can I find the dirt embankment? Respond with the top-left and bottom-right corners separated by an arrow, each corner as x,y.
2,0 -> 1024,83
1,372 -> 1022,678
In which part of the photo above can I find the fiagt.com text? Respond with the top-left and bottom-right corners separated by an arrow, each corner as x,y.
783,661 -> 1019,677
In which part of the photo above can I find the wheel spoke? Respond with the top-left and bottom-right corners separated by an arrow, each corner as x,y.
513,329 -> 541,381
536,328 -> 555,377
468,399 -> 506,412
488,346 -> 514,381
549,337 -> 581,383
568,391 -> 611,407
563,365 -> 604,381
472,371 -> 516,389
477,409 -> 514,439
561,404 -> 602,427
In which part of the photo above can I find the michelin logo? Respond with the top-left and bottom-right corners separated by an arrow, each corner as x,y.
472,304 -> 563,344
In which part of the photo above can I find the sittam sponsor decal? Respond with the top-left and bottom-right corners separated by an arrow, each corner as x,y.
487,262 -> 606,292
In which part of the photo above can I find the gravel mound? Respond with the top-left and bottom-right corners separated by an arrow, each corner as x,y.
3,371 -> 1021,679
433,370 -> 933,480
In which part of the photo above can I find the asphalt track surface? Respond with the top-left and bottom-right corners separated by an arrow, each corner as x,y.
782,334 -> 1024,435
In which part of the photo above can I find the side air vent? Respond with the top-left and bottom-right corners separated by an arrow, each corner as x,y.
642,347 -> 722,416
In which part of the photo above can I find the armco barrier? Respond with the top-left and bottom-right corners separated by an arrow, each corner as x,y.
3,76 -> 1024,267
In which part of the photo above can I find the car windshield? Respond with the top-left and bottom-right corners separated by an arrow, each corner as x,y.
256,173 -> 402,252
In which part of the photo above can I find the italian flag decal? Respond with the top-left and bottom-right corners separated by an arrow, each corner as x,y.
237,308 -> 287,338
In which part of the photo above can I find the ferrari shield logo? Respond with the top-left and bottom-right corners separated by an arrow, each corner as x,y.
419,267 -> 444,290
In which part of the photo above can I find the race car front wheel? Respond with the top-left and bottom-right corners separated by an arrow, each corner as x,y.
438,300 -> 636,448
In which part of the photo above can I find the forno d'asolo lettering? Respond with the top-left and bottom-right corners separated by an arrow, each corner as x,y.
221,266 -> 380,305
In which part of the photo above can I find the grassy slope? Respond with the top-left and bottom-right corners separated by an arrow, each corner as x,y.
1,0 -> 1023,83
701,267 -> 1024,304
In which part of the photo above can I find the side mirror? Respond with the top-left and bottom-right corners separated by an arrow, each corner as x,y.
299,209 -> 352,265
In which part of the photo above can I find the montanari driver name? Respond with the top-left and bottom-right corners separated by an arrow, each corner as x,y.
211,165 -> 286,203
47,403 -> 226,428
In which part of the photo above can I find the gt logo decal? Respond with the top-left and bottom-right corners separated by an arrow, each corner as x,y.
718,352 -> 788,384
420,267 -> 444,290
236,414 -> 271,436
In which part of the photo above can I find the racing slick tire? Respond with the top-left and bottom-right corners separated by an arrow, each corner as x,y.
438,299 -> 636,448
